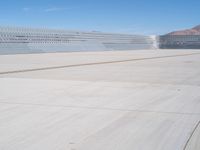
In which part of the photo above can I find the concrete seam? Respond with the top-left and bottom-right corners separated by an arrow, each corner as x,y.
0,52 -> 200,75
0,101 -> 200,116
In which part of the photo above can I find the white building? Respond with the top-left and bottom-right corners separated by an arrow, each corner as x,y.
0,26 -> 156,54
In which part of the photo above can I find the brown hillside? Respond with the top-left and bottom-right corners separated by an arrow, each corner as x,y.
167,25 -> 200,35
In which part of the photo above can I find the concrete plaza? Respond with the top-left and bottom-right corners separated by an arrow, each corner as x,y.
0,50 -> 200,150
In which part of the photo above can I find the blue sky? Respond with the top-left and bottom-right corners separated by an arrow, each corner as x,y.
0,0 -> 199,35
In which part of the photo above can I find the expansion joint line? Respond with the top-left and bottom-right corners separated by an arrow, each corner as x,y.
0,52 -> 200,75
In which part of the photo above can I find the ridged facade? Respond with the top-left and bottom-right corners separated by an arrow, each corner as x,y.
0,26 -> 156,54
159,35 -> 200,49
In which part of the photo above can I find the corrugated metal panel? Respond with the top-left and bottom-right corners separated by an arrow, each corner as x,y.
0,26 -> 157,54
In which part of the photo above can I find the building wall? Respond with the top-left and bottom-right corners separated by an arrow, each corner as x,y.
159,35 -> 200,49
0,27 -> 156,54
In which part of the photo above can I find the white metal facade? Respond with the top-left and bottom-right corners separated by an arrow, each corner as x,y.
0,26 -> 156,54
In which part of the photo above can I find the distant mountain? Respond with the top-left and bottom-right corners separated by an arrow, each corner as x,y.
193,25 -> 200,30
167,25 -> 200,35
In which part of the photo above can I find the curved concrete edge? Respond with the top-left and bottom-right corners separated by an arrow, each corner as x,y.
185,121 -> 200,150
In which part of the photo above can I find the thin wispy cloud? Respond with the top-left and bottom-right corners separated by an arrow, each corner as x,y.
21,6 -> 79,13
22,7 -> 30,12
44,7 -> 64,12
44,7 -> 78,12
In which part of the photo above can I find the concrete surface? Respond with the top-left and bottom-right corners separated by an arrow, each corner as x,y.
0,50 -> 200,150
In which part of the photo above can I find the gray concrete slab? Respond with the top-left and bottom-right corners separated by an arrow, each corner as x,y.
0,50 -> 200,150
0,50 -> 199,73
